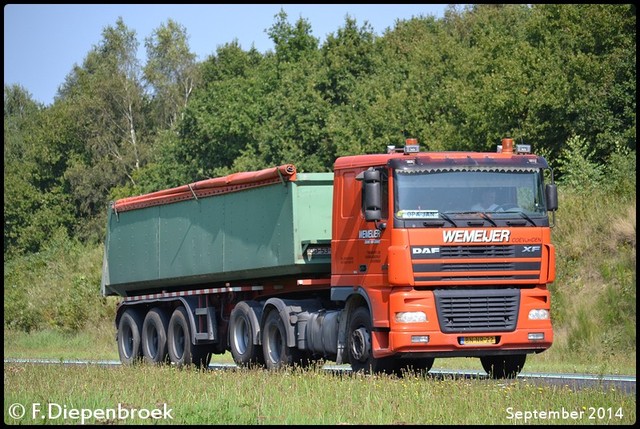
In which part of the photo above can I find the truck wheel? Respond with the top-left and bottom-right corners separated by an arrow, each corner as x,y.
347,306 -> 398,375
142,307 -> 169,365
262,310 -> 307,370
481,354 -> 526,379
117,308 -> 143,365
402,358 -> 435,375
167,306 -> 211,368
229,302 -> 264,367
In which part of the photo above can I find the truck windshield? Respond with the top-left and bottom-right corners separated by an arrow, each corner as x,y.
393,168 -> 547,220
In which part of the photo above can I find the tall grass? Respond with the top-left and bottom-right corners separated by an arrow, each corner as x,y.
549,189 -> 636,368
3,229 -> 118,333
3,327 -> 119,361
3,363 -> 636,425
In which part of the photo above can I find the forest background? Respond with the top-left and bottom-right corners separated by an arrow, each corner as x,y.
4,4 -> 636,372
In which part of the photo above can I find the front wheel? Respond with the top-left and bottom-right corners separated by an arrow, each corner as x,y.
347,306 -> 398,375
481,354 -> 526,379
402,358 -> 435,375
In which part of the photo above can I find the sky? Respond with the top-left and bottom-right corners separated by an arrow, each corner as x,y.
4,4 -> 452,106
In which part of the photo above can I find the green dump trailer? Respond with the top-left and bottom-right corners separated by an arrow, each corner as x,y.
101,168 -> 333,297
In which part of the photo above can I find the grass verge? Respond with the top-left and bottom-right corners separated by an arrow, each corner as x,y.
4,363 -> 636,425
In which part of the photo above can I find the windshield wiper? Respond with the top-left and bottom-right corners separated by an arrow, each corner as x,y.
446,210 -> 496,227
438,212 -> 458,227
504,210 -> 538,226
447,209 -> 536,227
478,212 -> 497,227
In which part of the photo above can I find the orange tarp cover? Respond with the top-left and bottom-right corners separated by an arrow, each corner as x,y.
113,164 -> 296,212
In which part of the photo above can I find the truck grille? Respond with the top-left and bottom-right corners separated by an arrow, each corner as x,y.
440,245 -> 515,258
434,288 -> 519,333
411,244 -> 541,282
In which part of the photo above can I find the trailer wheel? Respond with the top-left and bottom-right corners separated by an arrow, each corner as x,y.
229,302 -> 264,367
481,354 -> 526,379
262,310 -> 307,370
117,308 -> 143,365
347,306 -> 398,375
142,307 -> 169,365
167,306 -> 211,368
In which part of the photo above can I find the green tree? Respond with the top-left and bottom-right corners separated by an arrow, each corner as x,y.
232,11 -> 331,172
144,18 -> 200,129
4,84 -> 41,121
319,16 -> 377,106
555,135 -> 605,193
56,17 -> 151,240
267,9 -> 319,66
525,4 -> 636,161
176,41 -> 264,178
239,55 -> 332,172
4,85 -> 75,255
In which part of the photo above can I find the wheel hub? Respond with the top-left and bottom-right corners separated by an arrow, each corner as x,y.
350,327 -> 371,362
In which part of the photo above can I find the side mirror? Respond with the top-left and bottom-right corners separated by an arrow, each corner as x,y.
363,169 -> 382,222
546,183 -> 558,211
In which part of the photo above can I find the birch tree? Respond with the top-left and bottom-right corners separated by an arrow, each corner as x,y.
144,19 -> 200,129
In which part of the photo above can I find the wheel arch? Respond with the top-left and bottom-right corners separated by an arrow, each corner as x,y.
331,287 -> 374,364
260,297 -> 295,348
229,300 -> 264,347
331,286 -> 373,319
259,297 -> 324,348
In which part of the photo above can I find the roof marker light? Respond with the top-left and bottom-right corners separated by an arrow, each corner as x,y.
404,138 -> 420,154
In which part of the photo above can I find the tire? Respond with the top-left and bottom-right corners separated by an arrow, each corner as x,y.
481,354 -> 527,379
229,302 -> 264,367
402,358 -> 435,376
117,308 -> 144,365
262,310 -> 307,370
347,306 -> 398,375
141,307 -> 169,365
167,306 -> 211,368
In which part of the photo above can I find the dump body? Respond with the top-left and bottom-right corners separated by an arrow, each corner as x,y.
101,167 -> 333,297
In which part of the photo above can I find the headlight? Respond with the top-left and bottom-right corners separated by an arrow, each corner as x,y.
528,309 -> 550,320
395,312 -> 427,323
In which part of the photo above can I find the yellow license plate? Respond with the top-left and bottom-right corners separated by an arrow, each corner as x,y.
462,336 -> 496,345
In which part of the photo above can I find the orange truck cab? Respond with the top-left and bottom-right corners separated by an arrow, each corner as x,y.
330,138 -> 557,377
